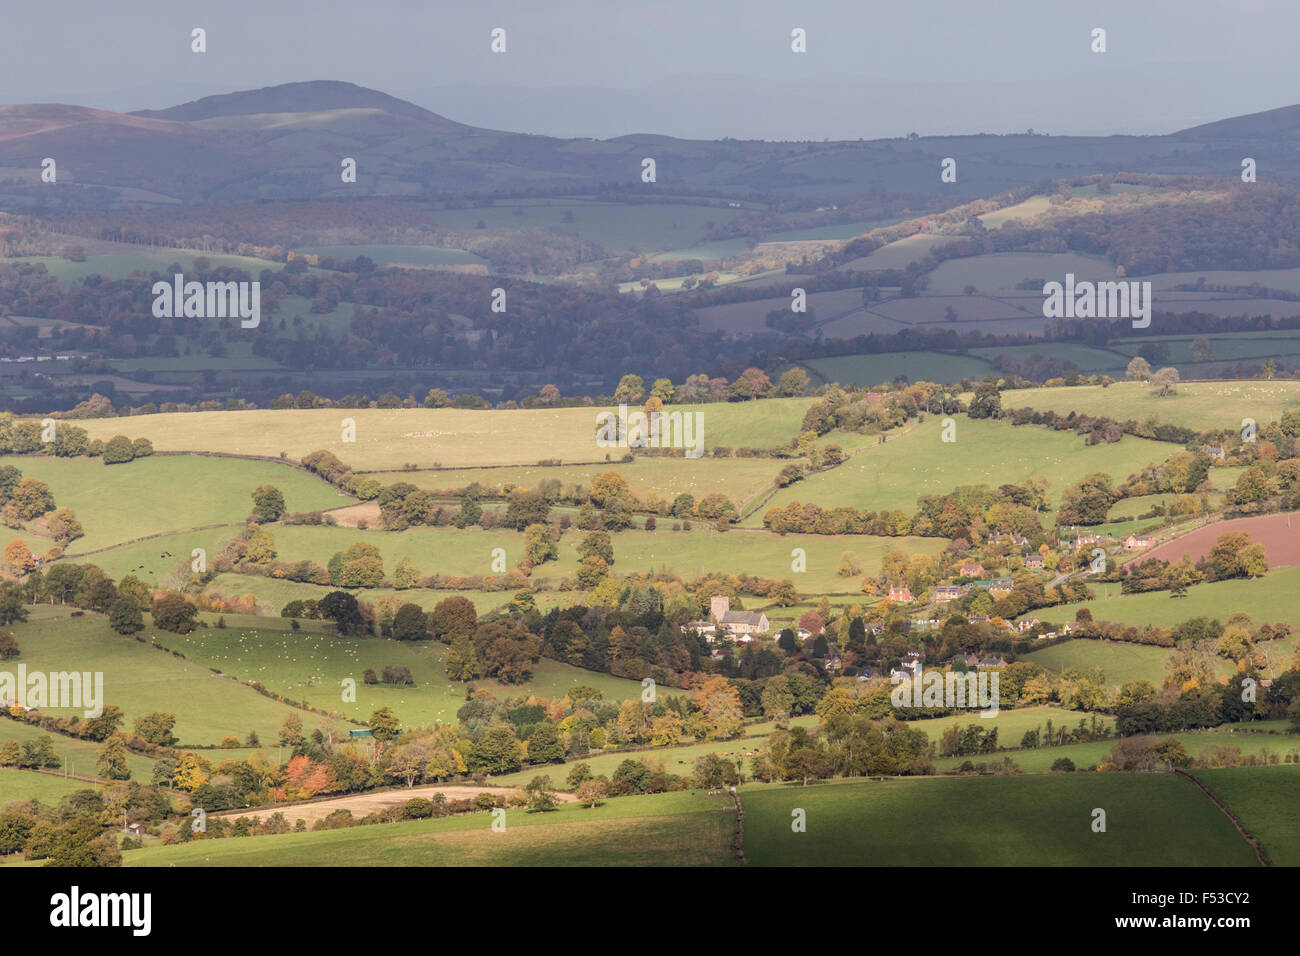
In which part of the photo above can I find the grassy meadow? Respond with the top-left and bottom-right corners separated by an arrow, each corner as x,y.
65,400 -> 816,470
749,415 -> 1173,520
740,773 -> 1259,866
123,790 -> 737,867
1004,380 -> 1300,432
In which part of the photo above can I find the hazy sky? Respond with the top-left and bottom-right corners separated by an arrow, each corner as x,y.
3,0 -> 1298,139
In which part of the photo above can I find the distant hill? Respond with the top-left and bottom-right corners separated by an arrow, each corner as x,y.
1,80 -> 1299,207
1177,102 -> 1300,139
131,80 -> 470,133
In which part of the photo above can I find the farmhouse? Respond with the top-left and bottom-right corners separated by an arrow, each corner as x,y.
978,656 -> 1007,670
1024,554 -> 1045,570
959,562 -> 986,577
1124,533 -> 1152,551
887,585 -> 914,603
1203,445 -> 1227,460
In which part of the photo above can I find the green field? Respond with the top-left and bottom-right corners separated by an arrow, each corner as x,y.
299,245 -> 485,266
927,251 -> 1116,292
935,727 -> 1300,773
0,767 -> 100,803
1005,380 -> 1300,432
149,620 -> 646,729
1046,565 -> 1300,633
429,199 -> 741,256
1,249 -> 284,283
261,522 -> 947,598
364,456 -> 784,509
0,718 -> 157,780
907,706 -> 1114,745
67,401 -> 815,471
113,771 -> 1269,867
1024,639 -> 1176,688
804,352 -> 995,387
749,415 -> 1173,520
124,790 -> 736,866
203,574 -> 578,618
6,606 -> 334,746
13,454 -> 344,554
740,773 -> 1259,866
1192,765 -> 1300,866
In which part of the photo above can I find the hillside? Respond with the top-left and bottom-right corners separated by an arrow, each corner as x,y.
5,81 -> 1300,206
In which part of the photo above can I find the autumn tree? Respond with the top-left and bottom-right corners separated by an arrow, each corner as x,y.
251,484 -> 287,522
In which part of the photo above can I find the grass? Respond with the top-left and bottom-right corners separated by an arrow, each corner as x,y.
364,456 -> 785,509
202,574 -> 575,618
804,352 -> 995,387
488,719 -> 819,789
0,718 -> 157,781
258,521 -> 947,598
123,790 -> 736,866
6,605 -> 334,746
149,620 -> 646,729
12,454 -> 345,554
935,727 -> 1300,773
1004,380 -> 1300,432
905,706 -> 1114,745
1191,764 -> 1300,866
66,401 -> 816,471
740,773 -> 1260,866
927,251 -> 1116,292
1023,639 -> 1176,687
0,767 -> 101,803
298,245 -> 485,266
749,415 -> 1173,520
429,200 -> 740,256
1045,565 -> 1300,633
0,249 -> 283,284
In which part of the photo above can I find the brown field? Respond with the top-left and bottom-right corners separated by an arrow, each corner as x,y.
324,501 -> 381,527
1142,512 -> 1300,568
216,784 -> 578,826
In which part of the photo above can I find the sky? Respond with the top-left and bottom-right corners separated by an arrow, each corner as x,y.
2,0 -> 1298,140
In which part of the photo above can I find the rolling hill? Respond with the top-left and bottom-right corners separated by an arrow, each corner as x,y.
5,81 -> 1300,207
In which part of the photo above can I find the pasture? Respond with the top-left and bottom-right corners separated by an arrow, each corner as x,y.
748,415 -> 1173,520
0,718 -> 157,780
150,620 -> 646,728
926,251 -> 1116,293
739,773 -> 1259,866
1003,380 -> 1300,432
1044,564 -> 1300,632
0,768 -> 98,803
1191,765 -> 1300,866
12,454 -> 343,554
1023,639 -> 1176,688
934,727 -> 1300,773
7,606 -> 333,746
261,522 -> 948,597
64,400 -> 816,470
363,456 -> 784,508
125,790 -> 736,866
804,352 -> 993,387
